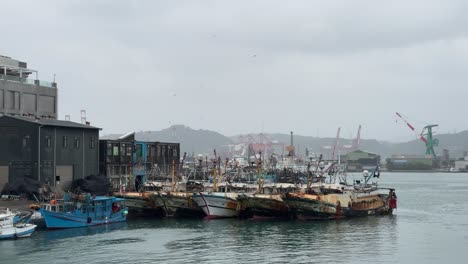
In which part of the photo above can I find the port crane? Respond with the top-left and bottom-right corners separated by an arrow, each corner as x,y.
395,112 -> 439,160
331,127 -> 341,161
343,125 -> 362,151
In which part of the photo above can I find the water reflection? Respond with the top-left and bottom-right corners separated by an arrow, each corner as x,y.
40,222 -> 128,241
0,173 -> 467,264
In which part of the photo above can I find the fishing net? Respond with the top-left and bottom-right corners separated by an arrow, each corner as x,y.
1,176 -> 41,197
71,175 -> 111,195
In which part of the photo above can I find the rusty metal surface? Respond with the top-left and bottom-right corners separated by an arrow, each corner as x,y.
284,191 -> 392,219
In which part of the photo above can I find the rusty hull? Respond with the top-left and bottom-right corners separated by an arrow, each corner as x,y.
114,192 -> 166,217
284,191 -> 392,220
152,192 -> 204,217
237,194 -> 289,219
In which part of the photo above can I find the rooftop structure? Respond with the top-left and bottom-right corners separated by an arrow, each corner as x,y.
1,55 -> 57,119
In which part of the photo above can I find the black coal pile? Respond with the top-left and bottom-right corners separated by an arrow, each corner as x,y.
1,176 -> 41,197
71,175 -> 111,195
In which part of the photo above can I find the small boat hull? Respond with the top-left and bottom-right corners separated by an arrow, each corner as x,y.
192,192 -> 239,218
237,194 -> 290,219
284,193 -> 338,220
0,208 -> 37,239
153,192 -> 204,217
40,209 -> 127,229
0,224 -> 37,239
114,192 -> 166,217
39,195 -> 128,229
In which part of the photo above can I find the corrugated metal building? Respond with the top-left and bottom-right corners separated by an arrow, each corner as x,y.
342,150 -> 380,172
0,55 -> 57,119
99,133 -> 180,191
0,115 -> 100,192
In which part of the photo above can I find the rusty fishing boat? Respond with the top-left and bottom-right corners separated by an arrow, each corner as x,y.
283,165 -> 397,220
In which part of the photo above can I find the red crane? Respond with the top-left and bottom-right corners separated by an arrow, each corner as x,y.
331,127 -> 341,160
352,125 -> 362,150
395,112 -> 427,144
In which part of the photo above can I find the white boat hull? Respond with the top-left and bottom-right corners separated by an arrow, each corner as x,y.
192,192 -> 239,218
0,224 -> 37,239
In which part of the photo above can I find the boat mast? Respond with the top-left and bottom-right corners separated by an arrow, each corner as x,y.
171,160 -> 175,192
213,149 -> 218,192
257,152 -> 263,193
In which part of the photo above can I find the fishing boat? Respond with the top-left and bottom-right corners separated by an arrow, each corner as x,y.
284,167 -> 397,220
153,191 -> 204,217
0,208 -> 37,239
236,182 -> 297,219
114,191 -> 166,217
39,193 -> 128,229
237,193 -> 289,219
284,186 -> 394,219
236,152 -> 296,219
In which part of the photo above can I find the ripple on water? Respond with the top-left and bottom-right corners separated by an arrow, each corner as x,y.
1,173 -> 468,264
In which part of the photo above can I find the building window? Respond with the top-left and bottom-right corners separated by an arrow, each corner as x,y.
22,135 -> 31,148
63,136 -> 68,148
173,148 -> 178,157
90,137 -> 96,149
107,143 -> 112,156
120,144 -> 126,156
74,137 -> 80,149
127,145 -> 133,156
9,91 -> 20,110
45,136 -> 51,148
136,144 -> 142,159
113,144 -> 119,156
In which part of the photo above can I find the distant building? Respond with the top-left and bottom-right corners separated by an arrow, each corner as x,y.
99,133 -> 180,191
341,150 -> 380,172
454,156 -> 468,172
0,55 -> 57,119
0,115 -> 100,193
386,155 -> 433,171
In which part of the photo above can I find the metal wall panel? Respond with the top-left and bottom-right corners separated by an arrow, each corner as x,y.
56,165 -> 73,191
38,95 -> 55,114
0,89 -> 3,109
23,93 -> 37,113
0,166 -> 9,192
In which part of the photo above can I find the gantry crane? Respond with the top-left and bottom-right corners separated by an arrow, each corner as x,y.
395,112 -> 439,160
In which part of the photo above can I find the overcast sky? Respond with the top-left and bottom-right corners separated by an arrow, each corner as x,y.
2,0 -> 467,142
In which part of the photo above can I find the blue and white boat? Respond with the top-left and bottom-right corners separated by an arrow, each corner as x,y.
0,208 -> 37,239
40,194 -> 128,229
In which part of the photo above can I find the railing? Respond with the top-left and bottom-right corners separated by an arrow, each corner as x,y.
0,73 -> 56,88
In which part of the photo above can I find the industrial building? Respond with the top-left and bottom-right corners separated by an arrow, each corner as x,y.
0,55 -> 57,119
99,133 -> 180,191
0,115 -> 100,193
341,150 -> 380,172
386,155 -> 433,171
454,156 -> 468,172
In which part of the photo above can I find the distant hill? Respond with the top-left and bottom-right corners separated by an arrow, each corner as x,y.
101,125 -> 468,160
114,125 -> 233,155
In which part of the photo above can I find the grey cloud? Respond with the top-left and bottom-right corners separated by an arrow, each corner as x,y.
1,0 -> 467,141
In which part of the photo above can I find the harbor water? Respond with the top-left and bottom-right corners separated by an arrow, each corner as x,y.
1,172 -> 467,264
